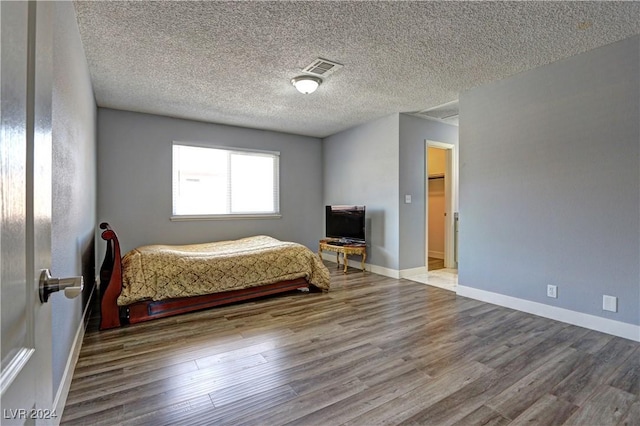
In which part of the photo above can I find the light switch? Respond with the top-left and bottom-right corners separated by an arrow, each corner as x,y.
405,195 -> 412,204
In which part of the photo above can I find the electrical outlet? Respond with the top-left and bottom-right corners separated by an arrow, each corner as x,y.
547,285 -> 557,298
603,295 -> 617,312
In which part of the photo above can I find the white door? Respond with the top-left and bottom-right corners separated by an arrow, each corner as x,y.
1,1 -> 54,424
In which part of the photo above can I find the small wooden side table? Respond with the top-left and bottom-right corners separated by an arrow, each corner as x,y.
318,239 -> 367,273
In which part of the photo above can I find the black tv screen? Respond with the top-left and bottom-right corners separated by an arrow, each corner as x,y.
325,205 -> 366,242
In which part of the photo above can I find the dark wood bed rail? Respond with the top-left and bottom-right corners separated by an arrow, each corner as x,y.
99,222 -> 124,330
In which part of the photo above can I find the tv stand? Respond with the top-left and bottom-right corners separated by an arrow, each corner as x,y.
318,239 -> 367,273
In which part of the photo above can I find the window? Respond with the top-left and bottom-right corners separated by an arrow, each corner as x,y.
172,143 -> 280,218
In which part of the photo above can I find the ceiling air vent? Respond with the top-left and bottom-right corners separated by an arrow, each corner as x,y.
302,58 -> 343,77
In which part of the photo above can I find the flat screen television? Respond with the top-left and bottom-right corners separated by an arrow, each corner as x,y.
325,205 -> 366,243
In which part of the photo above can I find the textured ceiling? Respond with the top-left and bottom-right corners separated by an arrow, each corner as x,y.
73,1 -> 640,138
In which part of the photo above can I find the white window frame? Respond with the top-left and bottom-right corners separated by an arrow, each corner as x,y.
171,142 -> 281,221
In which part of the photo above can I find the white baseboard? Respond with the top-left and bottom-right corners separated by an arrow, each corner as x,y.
457,285 -> 640,342
400,266 -> 427,278
320,253 -> 428,280
428,251 -> 445,259
369,264 -> 400,278
52,284 -> 95,424
318,255 -> 638,342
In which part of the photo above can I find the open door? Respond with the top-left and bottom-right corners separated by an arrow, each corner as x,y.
1,2 -> 55,423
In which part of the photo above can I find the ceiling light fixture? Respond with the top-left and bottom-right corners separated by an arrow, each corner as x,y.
291,76 -> 322,94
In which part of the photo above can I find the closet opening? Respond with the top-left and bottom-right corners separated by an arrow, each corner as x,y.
426,141 -> 456,269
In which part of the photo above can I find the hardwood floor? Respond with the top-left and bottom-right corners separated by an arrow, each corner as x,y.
62,262 -> 640,425
428,257 -> 445,271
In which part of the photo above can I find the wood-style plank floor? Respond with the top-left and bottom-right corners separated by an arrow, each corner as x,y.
428,257 -> 445,271
62,262 -> 640,425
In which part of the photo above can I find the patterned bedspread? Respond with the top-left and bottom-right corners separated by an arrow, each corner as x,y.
117,235 -> 331,306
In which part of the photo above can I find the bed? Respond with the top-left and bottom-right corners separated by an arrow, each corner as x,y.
98,222 -> 330,330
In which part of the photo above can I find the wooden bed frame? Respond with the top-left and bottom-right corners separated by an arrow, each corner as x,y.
99,222 -> 311,330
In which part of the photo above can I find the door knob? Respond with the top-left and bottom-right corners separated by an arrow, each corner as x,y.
39,269 -> 84,303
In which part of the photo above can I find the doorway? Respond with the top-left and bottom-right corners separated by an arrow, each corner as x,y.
427,146 -> 447,271
425,140 -> 458,288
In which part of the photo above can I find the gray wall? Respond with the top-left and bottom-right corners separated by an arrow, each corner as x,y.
323,114 -> 400,269
51,2 -> 97,395
98,109 -> 323,254
399,114 -> 458,270
459,35 -> 640,326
